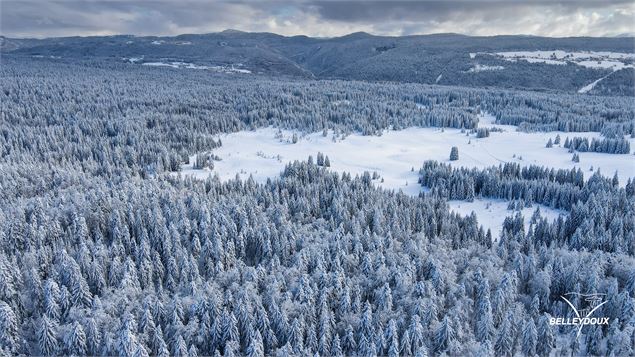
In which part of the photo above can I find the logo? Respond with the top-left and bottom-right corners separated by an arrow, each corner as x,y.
549,292 -> 609,338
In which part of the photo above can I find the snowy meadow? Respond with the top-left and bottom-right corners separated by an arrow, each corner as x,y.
181,113 -> 634,238
182,115 -> 635,191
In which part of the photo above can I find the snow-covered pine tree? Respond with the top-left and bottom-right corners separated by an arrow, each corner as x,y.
450,146 -> 459,161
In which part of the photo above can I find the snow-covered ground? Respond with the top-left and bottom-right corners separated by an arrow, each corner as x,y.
467,64 -> 505,72
181,113 -> 634,189
471,50 -> 635,92
448,199 -> 564,239
477,50 -> 634,70
32,55 -> 62,59
576,60 -> 631,71
143,62 -> 210,70
578,72 -> 613,93
180,114 -> 634,235
493,50 -> 635,69
123,56 -> 143,63
139,61 -> 251,73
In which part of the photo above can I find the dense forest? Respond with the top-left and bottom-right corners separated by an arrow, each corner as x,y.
418,161 -> 635,253
0,57 -> 634,356
587,68 -> 635,97
3,32 -> 634,94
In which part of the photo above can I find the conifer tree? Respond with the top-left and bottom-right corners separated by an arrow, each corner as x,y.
450,146 -> 459,161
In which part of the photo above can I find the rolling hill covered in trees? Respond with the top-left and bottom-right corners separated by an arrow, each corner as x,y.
2,31 -> 634,94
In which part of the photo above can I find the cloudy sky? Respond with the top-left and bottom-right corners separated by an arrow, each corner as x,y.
2,1 -> 634,38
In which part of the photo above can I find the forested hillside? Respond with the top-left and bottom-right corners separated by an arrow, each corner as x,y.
2,32 -> 634,94
0,56 -> 634,357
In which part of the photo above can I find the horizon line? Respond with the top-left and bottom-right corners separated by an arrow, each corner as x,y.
3,29 -> 634,41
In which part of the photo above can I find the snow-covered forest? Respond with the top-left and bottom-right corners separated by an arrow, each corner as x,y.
1,53 -> 634,357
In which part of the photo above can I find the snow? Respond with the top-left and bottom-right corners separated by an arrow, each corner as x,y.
181,113 -> 635,192
523,58 -> 566,65
576,60 -> 630,71
578,73 -> 612,93
123,56 -> 143,63
469,53 -> 476,59
467,64 -> 505,72
143,62 -> 181,68
448,198 -> 564,239
143,61 -> 209,69
151,40 -> 164,45
180,115 -> 634,238
140,61 -> 251,73
229,67 -> 252,74
495,50 -> 635,61
491,50 -> 634,71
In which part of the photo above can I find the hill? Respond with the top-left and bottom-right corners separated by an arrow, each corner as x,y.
3,31 -> 634,94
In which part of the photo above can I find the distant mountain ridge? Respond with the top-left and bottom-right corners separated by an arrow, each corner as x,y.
3,31 -> 634,94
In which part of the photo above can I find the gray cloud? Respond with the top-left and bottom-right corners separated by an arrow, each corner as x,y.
1,0 -> 633,38
310,1 -> 632,22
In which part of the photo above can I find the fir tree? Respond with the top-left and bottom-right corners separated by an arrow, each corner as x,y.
450,146 -> 459,161
38,316 -> 58,357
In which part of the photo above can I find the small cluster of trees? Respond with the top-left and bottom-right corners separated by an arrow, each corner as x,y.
476,128 -> 490,138
563,136 -> 631,154
316,152 -> 331,167
193,153 -> 215,170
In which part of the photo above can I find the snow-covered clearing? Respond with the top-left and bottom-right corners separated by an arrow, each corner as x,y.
123,56 -> 143,63
485,50 -> 634,70
467,64 -> 505,72
140,61 -> 251,73
472,50 -> 635,92
32,55 -> 62,59
576,60 -> 631,71
494,50 -> 634,62
143,62 -> 210,69
180,113 -> 634,235
181,113 -> 634,189
448,199 -> 564,239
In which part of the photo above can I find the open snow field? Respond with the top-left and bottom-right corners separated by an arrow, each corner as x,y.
448,199 -> 563,239
492,50 -> 635,70
181,113 -> 635,190
141,61 -> 252,73
180,113 -> 634,235
467,64 -> 505,72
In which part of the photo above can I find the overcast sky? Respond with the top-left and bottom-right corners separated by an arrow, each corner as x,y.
2,1 -> 634,39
